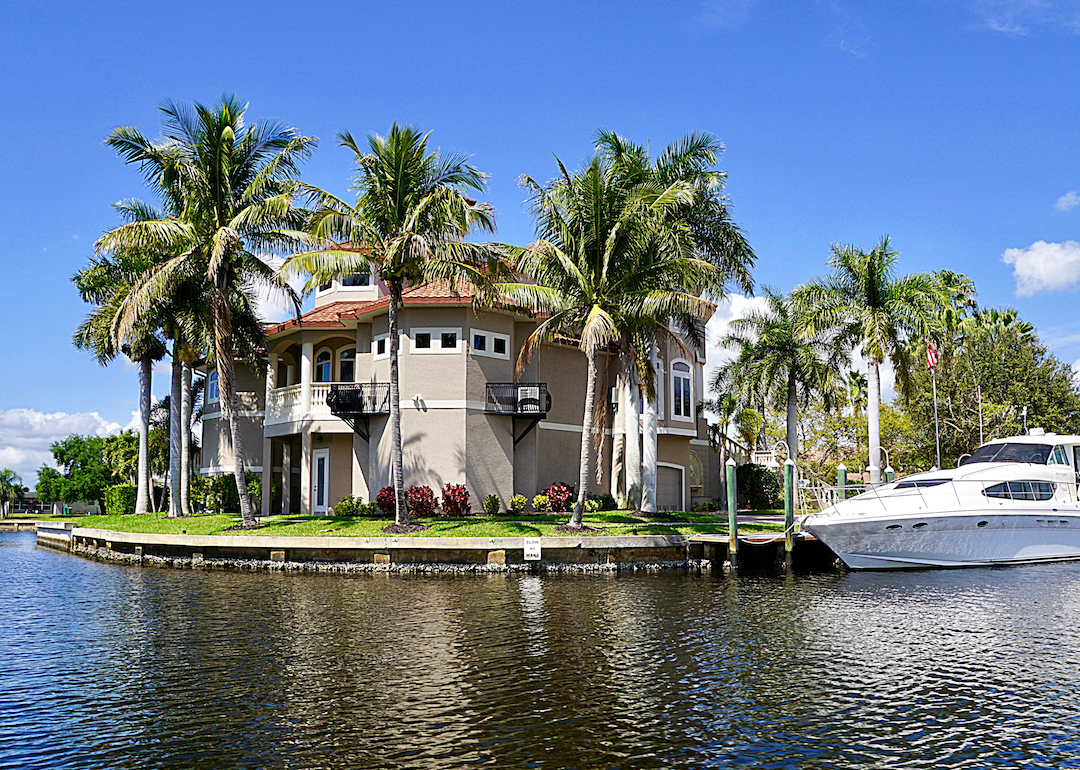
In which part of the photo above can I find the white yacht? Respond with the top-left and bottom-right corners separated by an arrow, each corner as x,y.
802,432 -> 1080,570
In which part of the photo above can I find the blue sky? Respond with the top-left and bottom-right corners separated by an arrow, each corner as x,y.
3,0 -> 1080,482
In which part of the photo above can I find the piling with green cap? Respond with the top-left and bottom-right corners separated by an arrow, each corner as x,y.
837,462 -> 847,501
784,457 -> 795,568
726,458 -> 737,571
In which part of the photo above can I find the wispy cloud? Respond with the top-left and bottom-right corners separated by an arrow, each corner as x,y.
0,408 -> 123,487
701,0 -> 760,28
971,0 -> 1080,35
1056,191 -> 1080,211
1002,239 -> 1080,296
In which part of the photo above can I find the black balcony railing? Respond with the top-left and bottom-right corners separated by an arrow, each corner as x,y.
485,383 -> 550,416
327,383 -> 391,416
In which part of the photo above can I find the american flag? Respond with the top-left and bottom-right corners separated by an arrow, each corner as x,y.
927,340 -> 939,372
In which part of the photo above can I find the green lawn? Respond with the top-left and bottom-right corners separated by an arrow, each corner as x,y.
20,509 -> 786,538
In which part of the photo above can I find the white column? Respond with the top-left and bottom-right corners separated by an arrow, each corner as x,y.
641,344 -> 660,513
301,430 -> 313,515
300,342 -> 313,415
261,437 -> 273,517
286,364 -> 296,387
624,373 -> 642,508
265,353 -> 278,402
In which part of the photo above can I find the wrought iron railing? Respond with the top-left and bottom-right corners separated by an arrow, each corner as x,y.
485,382 -> 550,416
326,383 -> 391,416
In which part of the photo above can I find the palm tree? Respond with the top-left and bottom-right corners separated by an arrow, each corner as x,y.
845,370 -> 868,416
593,131 -> 755,512
73,245 -> 167,515
715,288 -> 849,471
0,469 -> 24,518
501,151 -> 718,526
699,390 -> 738,504
99,96 -> 311,527
797,237 -> 942,483
279,125 -> 502,529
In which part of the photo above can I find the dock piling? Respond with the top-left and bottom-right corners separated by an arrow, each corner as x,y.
726,458 -> 737,571
784,458 -> 795,570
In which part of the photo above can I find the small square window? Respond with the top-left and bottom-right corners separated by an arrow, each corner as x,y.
415,333 -> 431,349
493,337 -> 507,355
376,338 -> 386,355
318,281 -> 332,292
473,334 -> 486,351
441,332 -> 457,349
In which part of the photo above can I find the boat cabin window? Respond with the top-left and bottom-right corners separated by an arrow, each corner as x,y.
1050,445 -> 1070,465
961,443 -> 1052,465
982,481 -> 1055,501
895,479 -> 949,489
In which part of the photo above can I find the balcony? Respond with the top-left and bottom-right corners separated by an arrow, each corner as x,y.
485,383 -> 550,445
265,382 -> 389,426
326,383 -> 391,417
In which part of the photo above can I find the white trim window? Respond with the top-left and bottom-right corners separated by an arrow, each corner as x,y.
410,327 -> 462,355
340,272 -> 373,288
373,333 -> 390,361
207,370 -> 219,403
671,360 -> 693,422
339,348 -> 356,382
315,348 -> 332,383
471,329 -> 510,359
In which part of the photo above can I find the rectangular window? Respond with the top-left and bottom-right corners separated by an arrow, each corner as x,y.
470,329 -> 510,359
341,273 -> 371,287
373,334 -> 389,361
493,337 -> 506,356
410,328 -> 461,354
441,332 -> 457,349
415,332 -> 431,349
473,333 -> 486,351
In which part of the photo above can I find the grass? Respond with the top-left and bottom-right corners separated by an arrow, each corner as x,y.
18,509 -> 786,538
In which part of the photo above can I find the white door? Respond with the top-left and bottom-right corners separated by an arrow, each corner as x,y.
657,465 -> 683,511
313,448 -> 330,514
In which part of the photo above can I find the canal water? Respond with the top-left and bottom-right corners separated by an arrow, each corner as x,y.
3,531 -> 1080,769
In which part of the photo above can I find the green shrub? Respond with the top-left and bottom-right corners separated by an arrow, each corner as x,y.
508,494 -> 527,514
736,463 -> 781,510
585,498 -> 600,513
587,492 -> 617,511
482,494 -> 500,515
333,495 -> 378,517
532,494 -> 550,512
104,484 -> 136,516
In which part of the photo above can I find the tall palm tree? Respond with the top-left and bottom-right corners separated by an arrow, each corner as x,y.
0,469 -> 24,518
501,152 -> 718,526
594,131 -> 755,512
99,97 -> 311,527
845,370 -> 868,416
279,125 -> 502,529
797,237 -> 942,483
716,287 -> 849,470
73,245 -> 167,515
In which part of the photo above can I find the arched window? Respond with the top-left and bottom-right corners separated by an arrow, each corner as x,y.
207,371 -> 219,403
671,360 -> 692,420
339,348 -> 356,383
315,349 -> 332,383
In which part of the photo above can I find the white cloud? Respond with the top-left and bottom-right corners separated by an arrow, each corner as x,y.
254,253 -> 309,324
1056,191 -> 1080,211
1072,358 -> 1080,387
972,0 -> 1080,35
1002,240 -> 1080,296
0,409 -> 122,488
703,293 -> 773,394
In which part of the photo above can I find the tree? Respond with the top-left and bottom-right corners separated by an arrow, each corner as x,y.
699,391 -> 738,503
501,148 -> 719,527
100,96 -> 311,527
797,237 -> 943,483
46,435 -> 117,511
0,469 -> 24,518
35,467 -> 63,514
714,287 -> 848,470
280,125 -> 502,529
593,131 -> 755,512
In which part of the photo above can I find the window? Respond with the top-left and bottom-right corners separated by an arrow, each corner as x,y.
671,360 -> 692,421
410,328 -> 462,354
961,443 -> 1053,465
339,348 -> 356,382
1051,445 -> 1070,465
341,273 -> 371,287
471,329 -> 511,359
374,334 -> 389,361
315,349 -> 332,382
317,281 -> 332,293
207,370 -> 219,403
983,481 -> 1055,501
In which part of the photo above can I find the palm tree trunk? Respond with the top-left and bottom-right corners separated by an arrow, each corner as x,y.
867,360 -> 882,483
180,361 -> 192,516
168,350 -> 182,517
786,371 -> 799,466
624,369 -> 642,509
388,287 -> 408,526
135,358 -> 152,515
571,348 -> 601,527
219,350 -> 255,526
641,344 -> 660,514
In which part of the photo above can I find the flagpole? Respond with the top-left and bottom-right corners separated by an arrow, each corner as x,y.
932,367 -> 941,469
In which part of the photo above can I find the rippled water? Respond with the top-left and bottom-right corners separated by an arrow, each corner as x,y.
4,531 -> 1080,768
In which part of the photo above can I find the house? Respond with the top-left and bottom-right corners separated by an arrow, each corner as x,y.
199,273 -> 722,515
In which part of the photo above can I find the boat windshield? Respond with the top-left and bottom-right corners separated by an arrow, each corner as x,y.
960,442 -> 1053,465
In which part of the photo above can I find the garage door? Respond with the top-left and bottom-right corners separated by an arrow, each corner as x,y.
657,466 -> 683,511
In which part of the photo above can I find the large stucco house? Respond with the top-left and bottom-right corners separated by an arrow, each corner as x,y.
199,273 -> 723,515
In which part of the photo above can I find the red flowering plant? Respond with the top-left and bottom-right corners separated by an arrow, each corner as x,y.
544,482 -> 573,513
406,485 -> 438,517
441,483 -> 471,516
375,486 -> 397,515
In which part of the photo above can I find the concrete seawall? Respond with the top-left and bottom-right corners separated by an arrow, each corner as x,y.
24,521 -> 835,573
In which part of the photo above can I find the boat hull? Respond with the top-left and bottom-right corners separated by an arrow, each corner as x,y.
804,511 -> 1080,570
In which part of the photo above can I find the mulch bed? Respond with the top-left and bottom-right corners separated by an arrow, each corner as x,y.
222,523 -> 267,531
382,523 -> 429,534
554,524 -> 602,534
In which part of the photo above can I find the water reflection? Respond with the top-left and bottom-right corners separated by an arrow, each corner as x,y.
4,533 -> 1080,769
